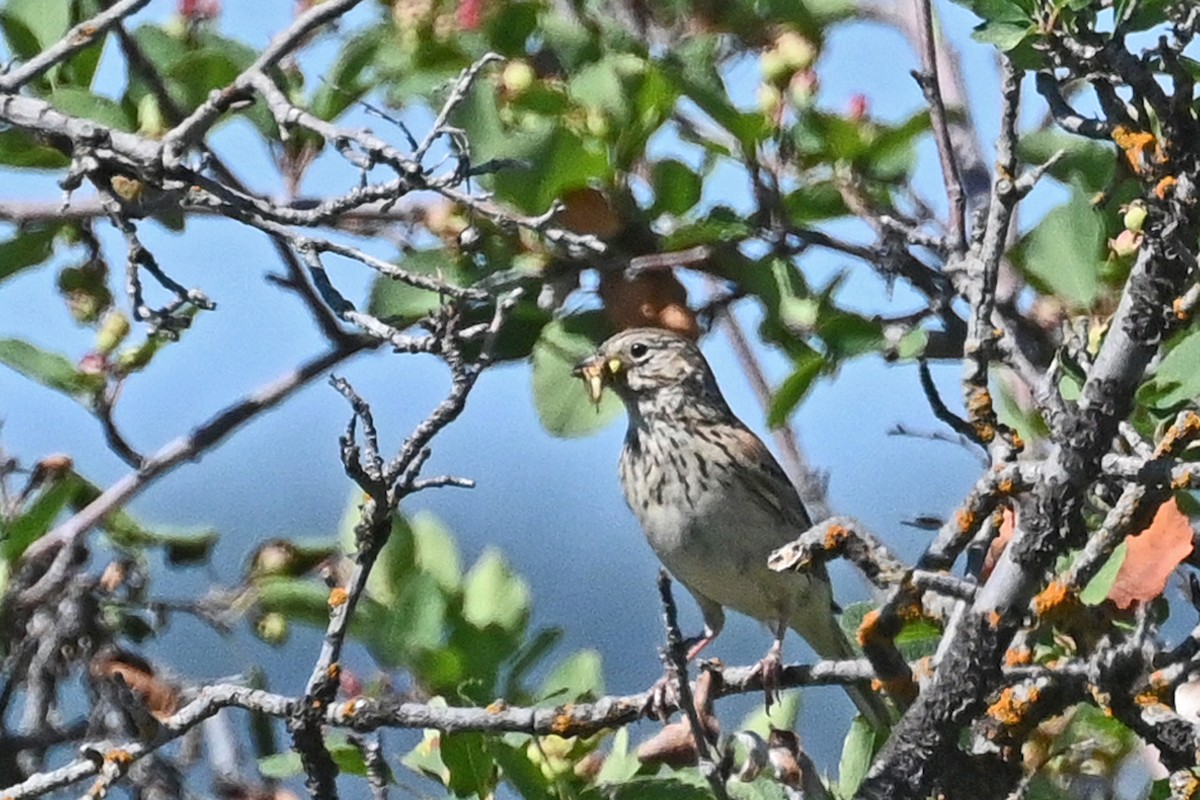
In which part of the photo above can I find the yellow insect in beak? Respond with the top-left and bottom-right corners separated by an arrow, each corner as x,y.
572,356 -> 624,405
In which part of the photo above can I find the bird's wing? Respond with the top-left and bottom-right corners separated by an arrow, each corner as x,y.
727,426 -> 813,533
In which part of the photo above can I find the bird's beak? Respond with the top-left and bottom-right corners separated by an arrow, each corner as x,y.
572,354 -> 624,405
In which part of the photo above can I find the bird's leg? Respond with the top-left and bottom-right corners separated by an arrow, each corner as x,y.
645,623 -> 720,720
754,621 -> 787,710
683,630 -> 718,661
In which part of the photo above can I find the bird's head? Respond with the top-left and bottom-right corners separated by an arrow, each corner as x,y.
572,328 -> 719,409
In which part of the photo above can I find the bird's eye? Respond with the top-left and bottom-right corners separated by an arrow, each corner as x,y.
630,342 -> 649,359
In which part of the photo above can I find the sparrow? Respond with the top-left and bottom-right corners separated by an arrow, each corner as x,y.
574,327 -> 889,727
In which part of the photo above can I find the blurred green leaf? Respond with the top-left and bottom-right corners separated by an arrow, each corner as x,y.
1019,130 -> 1115,195
372,572 -> 447,667
607,777 -> 712,800
462,548 -> 531,632
1137,327 -> 1200,411
50,87 -> 135,131
311,28 -> 384,120
1011,190 -> 1105,310
0,129 -> 70,168
413,511 -> 463,593
783,181 -> 849,224
530,314 -> 621,438
368,249 -> 470,324
504,626 -> 563,700
403,728 -> 450,785
0,0 -> 70,59
491,739 -> 556,800
1080,541 -> 1127,606
1,471 -> 84,562
838,715 -> 883,798
257,751 -> 302,779
0,338 -> 104,402
441,732 -> 497,798
538,649 -> 604,702
595,728 -> 641,786
652,159 -> 703,216
895,618 -> 943,661
0,226 -> 57,284
768,351 -> 824,427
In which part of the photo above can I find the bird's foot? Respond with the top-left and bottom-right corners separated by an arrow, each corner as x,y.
753,645 -> 783,710
643,674 -> 680,722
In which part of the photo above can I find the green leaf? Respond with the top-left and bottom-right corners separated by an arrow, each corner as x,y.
1011,190 -> 1105,310
1,471 -> 84,562
0,129 -> 69,168
538,649 -> 604,702
783,181 -> 849,224
595,728 -> 641,786
441,732 -> 497,798
0,226 -> 57,284
490,739 -> 556,800
402,728 -> 450,785
768,352 -> 824,427
894,618 -> 943,661
607,777 -> 713,800
412,511 -> 462,593
311,28 -> 384,121
0,0 -> 70,59
0,338 -> 104,403
367,249 -> 469,324
838,716 -> 883,798
1018,130 -> 1115,195
1080,541 -> 1127,606
371,572 -> 447,668
50,87 -> 135,131
257,751 -> 302,779
530,315 -> 621,438
818,311 -> 884,360
651,159 -> 703,216
1137,327 -> 1200,411
504,626 -> 563,700
462,548 -> 531,633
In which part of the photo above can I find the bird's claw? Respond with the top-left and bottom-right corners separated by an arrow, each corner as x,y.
643,675 -> 677,722
754,649 -> 783,710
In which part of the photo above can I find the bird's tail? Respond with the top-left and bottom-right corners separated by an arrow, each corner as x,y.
790,609 -> 893,731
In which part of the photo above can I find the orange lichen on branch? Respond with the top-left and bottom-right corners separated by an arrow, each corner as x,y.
823,523 -> 850,551
987,610 -> 1004,629
327,587 -> 349,608
986,685 -> 1041,727
1155,176 -> 1178,199
966,389 -> 997,441
1135,689 -> 1170,710
326,663 -> 340,680
486,699 -> 508,714
1112,126 -> 1161,173
1005,647 -> 1033,667
956,507 -> 976,534
106,750 -> 135,766
856,609 -> 883,648
550,706 -> 576,735
1156,412 -> 1200,457
1034,580 -> 1079,623
1174,296 -> 1191,321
